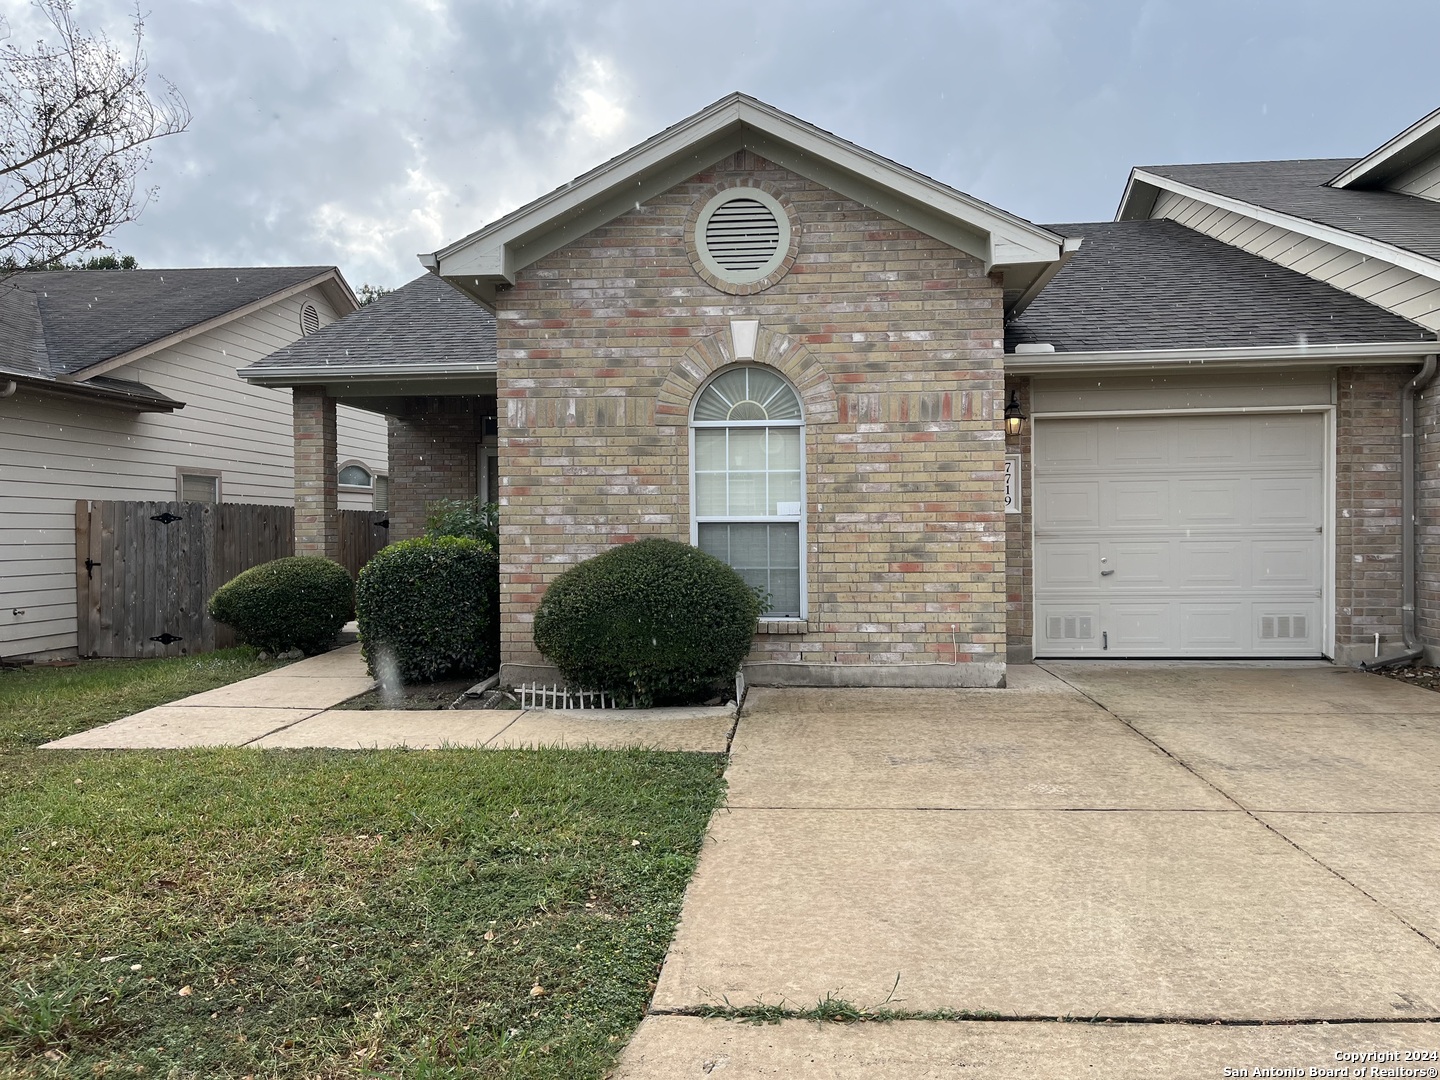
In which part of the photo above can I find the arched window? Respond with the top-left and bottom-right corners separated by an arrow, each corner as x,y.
691,366 -> 804,618
338,463 -> 373,488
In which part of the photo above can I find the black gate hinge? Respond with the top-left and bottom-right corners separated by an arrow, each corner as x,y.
150,633 -> 183,645
150,512 -> 184,525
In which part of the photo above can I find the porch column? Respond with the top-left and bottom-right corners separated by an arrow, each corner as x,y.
293,385 -> 339,559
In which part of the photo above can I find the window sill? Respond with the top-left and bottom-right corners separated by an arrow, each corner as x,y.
757,619 -> 808,635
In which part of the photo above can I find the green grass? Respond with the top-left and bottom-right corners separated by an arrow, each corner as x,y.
0,655 -> 727,1078
0,648 -> 289,752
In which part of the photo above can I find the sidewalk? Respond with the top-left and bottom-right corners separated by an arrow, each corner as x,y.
42,644 -> 733,751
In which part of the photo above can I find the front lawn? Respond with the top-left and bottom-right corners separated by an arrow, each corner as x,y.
0,655 -> 726,1078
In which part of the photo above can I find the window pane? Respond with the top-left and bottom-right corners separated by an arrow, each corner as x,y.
695,429 -> 727,471
728,428 -> 766,469
768,426 -> 800,469
728,472 -> 767,516
339,464 -> 372,487
180,474 -> 217,503
694,366 -> 801,422
696,522 -> 801,617
770,471 -> 801,514
696,472 -> 727,515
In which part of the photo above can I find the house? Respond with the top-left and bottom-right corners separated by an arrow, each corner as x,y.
241,94 -> 1440,685
0,267 -> 389,660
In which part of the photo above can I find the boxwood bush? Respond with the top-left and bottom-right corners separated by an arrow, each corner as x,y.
533,538 -> 762,706
208,556 -> 353,655
355,536 -> 500,683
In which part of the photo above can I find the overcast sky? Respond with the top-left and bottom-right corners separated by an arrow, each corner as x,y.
6,0 -> 1440,289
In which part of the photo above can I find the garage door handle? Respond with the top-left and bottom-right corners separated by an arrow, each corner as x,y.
1100,569 -> 1115,576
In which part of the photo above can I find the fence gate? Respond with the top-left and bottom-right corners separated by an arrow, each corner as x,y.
76,501 -> 386,658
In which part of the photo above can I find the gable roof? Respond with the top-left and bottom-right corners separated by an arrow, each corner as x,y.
1330,106 -> 1440,189
241,273 -> 496,386
1006,219 -> 1434,359
425,92 -> 1076,312
0,266 -> 355,411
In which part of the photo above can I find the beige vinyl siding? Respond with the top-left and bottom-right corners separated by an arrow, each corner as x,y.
0,287 -> 387,658
1151,189 -> 1440,331
1386,156 -> 1440,202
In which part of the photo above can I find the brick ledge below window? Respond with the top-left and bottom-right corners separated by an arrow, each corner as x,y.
757,619 -> 808,635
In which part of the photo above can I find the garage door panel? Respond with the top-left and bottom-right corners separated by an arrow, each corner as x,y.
1037,423 -> 1098,470
1177,419 -> 1251,465
1252,539 -> 1323,590
1035,481 -> 1099,528
1177,541 -> 1247,589
1109,481 -> 1169,526
1036,543 -> 1101,589
1108,541 -> 1169,587
1034,413 -> 1327,658
1180,604 -> 1247,651
1251,475 -> 1323,526
1103,421 -> 1171,466
1176,478 -> 1244,526
1254,415 -> 1325,465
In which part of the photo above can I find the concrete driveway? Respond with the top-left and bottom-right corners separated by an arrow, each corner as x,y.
615,663 -> 1440,1077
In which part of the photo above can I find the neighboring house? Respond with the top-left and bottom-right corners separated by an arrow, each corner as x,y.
1,267 -> 389,659
242,94 -> 1440,684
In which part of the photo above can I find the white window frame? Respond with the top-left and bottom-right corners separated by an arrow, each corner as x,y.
176,467 -> 222,504
337,459 -> 374,491
478,444 -> 499,504
689,367 -> 807,620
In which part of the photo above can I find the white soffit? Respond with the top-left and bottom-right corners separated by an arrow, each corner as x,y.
429,93 -> 1066,304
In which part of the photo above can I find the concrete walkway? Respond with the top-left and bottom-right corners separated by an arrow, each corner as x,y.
614,662 -> 1440,1077
42,644 -> 733,752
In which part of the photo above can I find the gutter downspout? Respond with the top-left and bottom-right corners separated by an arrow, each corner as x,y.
1365,353 -> 1438,670
0,380 -> 15,398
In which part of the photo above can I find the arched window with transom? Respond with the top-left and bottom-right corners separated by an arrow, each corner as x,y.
691,366 -> 805,618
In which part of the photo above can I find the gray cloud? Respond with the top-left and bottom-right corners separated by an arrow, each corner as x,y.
8,0 -> 1439,288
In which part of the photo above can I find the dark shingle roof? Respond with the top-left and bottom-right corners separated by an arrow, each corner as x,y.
1006,219 -> 1434,354
1,266 -> 335,377
1138,158 -> 1440,263
244,273 -> 495,375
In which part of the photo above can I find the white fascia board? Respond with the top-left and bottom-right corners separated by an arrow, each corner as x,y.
1005,340 -> 1438,376
1114,168 -> 1161,220
1330,107 -> 1440,189
1127,169 -> 1440,282
433,93 -> 1064,279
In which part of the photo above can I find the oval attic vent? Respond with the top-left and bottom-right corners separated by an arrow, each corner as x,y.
704,197 -> 781,272
300,302 -> 321,336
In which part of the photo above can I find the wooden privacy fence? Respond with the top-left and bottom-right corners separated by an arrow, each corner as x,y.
75,500 -> 388,658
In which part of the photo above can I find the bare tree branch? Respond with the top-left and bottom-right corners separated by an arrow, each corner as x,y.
0,0 -> 190,270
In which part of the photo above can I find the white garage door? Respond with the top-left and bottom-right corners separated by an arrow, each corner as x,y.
1033,413 -> 1327,658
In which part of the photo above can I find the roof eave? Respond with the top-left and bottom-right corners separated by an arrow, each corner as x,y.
239,360 -> 499,387
3,371 -> 183,411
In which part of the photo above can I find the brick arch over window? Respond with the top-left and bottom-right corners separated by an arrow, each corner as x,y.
656,325 -> 837,426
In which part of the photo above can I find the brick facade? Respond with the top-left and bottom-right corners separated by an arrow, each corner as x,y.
1003,377 -> 1033,662
293,386 -> 339,558
386,397 -> 492,542
1335,366 -> 1407,661
492,150 -> 1008,686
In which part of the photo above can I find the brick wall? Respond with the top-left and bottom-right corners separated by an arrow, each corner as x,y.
1335,365 -> 1407,659
387,396 -> 491,541
493,150 -> 1007,685
1003,377 -> 1032,662
293,386 -> 338,558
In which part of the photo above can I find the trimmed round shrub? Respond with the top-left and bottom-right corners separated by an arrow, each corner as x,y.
355,536 -> 500,683
533,538 -> 762,706
208,556 -> 353,655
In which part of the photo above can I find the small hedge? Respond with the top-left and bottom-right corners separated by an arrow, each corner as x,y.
208,556 -> 353,655
355,536 -> 500,683
533,538 -> 762,706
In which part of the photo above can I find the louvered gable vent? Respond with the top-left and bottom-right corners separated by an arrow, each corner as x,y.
704,197 -> 781,271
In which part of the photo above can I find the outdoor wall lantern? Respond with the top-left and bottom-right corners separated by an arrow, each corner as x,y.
1004,391 -> 1026,437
